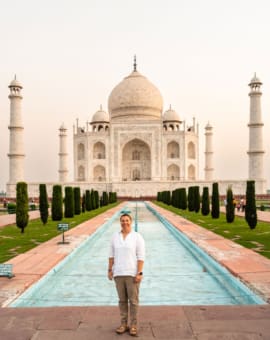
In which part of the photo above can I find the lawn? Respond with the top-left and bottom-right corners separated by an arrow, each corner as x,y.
153,201 -> 270,260
0,202 -> 120,263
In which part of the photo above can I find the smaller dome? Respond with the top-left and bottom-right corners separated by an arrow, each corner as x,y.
9,76 -> 23,88
163,106 -> 180,122
91,105 -> 109,123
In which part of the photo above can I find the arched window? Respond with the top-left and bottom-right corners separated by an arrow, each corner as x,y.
167,164 -> 180,180
132,150 -> 140,160
78,165 -> 85,181
93,142 -> 105,159
167,141 -> 179,159
188,164 -> 195,180
78,143 -> 85,160
94,165 -> 106,181
188,142 -> 195,159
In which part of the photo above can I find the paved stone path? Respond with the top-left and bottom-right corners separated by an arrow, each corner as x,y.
0,202 -> 270,339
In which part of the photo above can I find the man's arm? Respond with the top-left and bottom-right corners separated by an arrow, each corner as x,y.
108,257 -> 114,280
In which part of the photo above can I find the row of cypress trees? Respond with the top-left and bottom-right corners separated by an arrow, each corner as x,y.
157,185 -> 216,217
14,182 -> 117,233
50,185 -> 117,221
157,180 -> 258,229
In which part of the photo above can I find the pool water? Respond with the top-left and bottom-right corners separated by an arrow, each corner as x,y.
10,202 -> 265,307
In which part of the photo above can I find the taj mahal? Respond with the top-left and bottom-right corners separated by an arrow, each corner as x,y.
6,58 -> 266,198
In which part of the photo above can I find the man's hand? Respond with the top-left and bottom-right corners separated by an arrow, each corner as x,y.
108,270 -> 113,280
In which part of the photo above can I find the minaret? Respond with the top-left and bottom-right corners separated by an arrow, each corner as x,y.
58,123 -> 68,182
8,76 -> 25,184
248,74 -> 264,180
204,122 -> 214,181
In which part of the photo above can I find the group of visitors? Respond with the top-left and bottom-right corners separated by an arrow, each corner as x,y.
224,197 -> 246,212
236,197 -> 246,212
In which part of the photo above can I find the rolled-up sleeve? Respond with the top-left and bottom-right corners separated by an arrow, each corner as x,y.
136,233 -> 145,261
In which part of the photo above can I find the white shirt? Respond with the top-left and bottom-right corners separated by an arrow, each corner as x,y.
109,230 -> 145,277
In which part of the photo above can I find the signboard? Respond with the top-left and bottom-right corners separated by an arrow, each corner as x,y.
0,264 -> 13,278
57,223 -> 69,231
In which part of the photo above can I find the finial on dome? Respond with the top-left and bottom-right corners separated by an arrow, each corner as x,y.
133,55 -> 137,72
169,104 -> 172,110
100,104 -> 103,110
14,74 -> 17,80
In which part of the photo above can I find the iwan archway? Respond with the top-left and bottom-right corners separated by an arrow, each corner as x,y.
122,138 -> 151,181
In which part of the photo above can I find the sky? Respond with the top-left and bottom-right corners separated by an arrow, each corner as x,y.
0,0 -> 269,192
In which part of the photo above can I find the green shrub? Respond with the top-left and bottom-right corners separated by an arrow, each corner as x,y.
226,186 -> 235,223
39,184 -> 49,225
16,182 -> 29,233
94,191 -> 100,208
51,185 -> 63,221
85,190 -> 91,211
74,187 -> 81,215
194,186 -> 200,213
82,193 -> 86,213
245,180 -> 257,229
7,203 -> 16,214
188,187 -> 195,211
211,182 -> 220,219
180,188 -> 187,210
201,187 -> 210,216
64,186 -> 74,218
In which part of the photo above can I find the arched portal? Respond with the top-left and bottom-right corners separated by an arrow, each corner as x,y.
167,164 -> 180,180
167,141 -> 179,159
94,165 -> 106,181
122,139 -> 151,181
188,142 -> 195,159
188,164 -> 195,180
78,165 -> 85,181
93,142 -> 105,159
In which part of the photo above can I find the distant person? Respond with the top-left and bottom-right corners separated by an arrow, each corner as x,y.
108,213 -> 145,336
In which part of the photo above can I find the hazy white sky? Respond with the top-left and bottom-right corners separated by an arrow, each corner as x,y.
0,0 -> 269,192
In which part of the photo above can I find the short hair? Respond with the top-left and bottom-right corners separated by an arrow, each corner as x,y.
120,213 -> 132,221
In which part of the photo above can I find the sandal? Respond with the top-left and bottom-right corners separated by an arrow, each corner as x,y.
129,326 -> 137,336
115,324 -> 129,334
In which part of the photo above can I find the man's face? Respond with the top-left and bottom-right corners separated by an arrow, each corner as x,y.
120,216 -> 132,232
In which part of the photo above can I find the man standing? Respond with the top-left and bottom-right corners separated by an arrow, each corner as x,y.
108,213 -> 145,336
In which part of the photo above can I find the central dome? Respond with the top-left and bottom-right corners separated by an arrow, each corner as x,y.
108,69 -> 163,121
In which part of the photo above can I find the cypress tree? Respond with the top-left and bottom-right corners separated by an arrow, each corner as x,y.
94,191 -> 100,208
181,188 -> 187,210
201,187 -> 210,216
82,193 -> 86,213
74,187 -> 81,215
51,185 -> 63,221
102,191 -> 108,206
16,182 -> 29,233
245,180 -> 257,229
194,186 -> 200,213
91,189 -> 96,209
211,182 -> 220,219
39,184 -> 49,225
64,186 -> 74,218
85,190 -> 91,211
188,186 -> 195,211
226,186 -> 235,223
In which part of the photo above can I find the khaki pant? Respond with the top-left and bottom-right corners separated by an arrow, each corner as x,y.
114,276 -> 140,326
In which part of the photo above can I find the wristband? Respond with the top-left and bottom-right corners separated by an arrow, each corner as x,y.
137,272 -> 143,275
